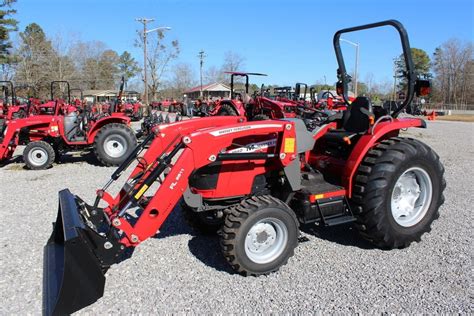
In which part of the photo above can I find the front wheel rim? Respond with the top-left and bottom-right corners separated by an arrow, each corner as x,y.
244,217 -> 288,264
103,134 -> 127,158
391,167 -> 433,227
28,148 -> 48,167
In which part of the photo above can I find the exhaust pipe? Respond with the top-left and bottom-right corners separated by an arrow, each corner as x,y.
43,190 -> 129,315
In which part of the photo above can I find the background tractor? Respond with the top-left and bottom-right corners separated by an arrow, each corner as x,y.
0,81 -> 137,169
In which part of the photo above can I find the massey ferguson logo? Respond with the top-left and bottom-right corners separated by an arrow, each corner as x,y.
210,124 -> 282,136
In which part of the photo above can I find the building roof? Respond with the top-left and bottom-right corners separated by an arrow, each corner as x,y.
83,90 -> 140,97
184,82 -> 230,93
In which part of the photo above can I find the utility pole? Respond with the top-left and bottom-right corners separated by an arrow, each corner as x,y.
198,50 -> 206,99
136,18 -> 154,106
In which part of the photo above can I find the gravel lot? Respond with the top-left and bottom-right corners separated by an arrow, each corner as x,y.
0,120 -> 472,314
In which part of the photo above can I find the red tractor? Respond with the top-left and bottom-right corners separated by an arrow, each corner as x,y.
0,81 -> 30,119
208,72 -> 267,116
0,81 -> 137,169
150,99 -> 186,115
43,20 -> 444,315
208,73 -> 305,120
119,99 -> 143,121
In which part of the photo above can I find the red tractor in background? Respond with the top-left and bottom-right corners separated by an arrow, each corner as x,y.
0,81 -> 30,119
208,72 -> 307,120
208,72 -> 267,116
43,20 -> 444,315
120,99 -> 143,121
0,81 -> 137,169
150,99 -> 186,115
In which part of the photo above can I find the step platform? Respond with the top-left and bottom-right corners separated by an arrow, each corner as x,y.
292,172 -> 355,225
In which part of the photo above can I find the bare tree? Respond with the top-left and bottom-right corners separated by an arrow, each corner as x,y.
171,63 -> 197,95
68,40 -> 109,90
135,30 -> 179,101
221,51 -> 245,73
50,32 -> 75,83
204,65 -> 224,83
432,38 -> 473,106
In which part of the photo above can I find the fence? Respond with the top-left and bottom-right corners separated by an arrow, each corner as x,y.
426,103 -> 474,111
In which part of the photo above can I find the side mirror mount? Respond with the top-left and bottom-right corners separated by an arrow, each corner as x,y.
414,79 -> 431,97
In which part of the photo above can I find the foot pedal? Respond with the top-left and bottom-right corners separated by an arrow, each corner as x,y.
324,215 -> 356,226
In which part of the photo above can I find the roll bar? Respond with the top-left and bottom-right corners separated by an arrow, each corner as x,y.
0,81 -> 15,105
225,72 -> 267,99
333,20 -> 416,118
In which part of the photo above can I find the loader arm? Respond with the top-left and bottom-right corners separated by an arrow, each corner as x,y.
43,118 -> 298,315
103,119 -> 296,246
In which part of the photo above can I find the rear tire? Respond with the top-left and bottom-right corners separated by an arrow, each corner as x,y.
220,195 -> 298,276
23,141 -> 55,170
93,123 -> 137,166
217,104 -> 237,116
181,201 -> 224,234
252,114 -> 270,121
352,137 -> 446,248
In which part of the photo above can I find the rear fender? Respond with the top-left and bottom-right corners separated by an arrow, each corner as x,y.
87,116 -> 131,142
343,117 -> 426,197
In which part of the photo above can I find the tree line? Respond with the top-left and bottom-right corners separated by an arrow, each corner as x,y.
1,0 -> 472,105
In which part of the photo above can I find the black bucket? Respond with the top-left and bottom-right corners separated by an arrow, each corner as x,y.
43,189 -> 106,316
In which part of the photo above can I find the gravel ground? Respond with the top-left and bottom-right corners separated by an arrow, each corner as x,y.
0,120 -> 472,314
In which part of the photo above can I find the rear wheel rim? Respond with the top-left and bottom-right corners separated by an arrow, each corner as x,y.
244,217 -> 288,264
391,167 -> 433,227
28,148 -> 48,167
103,134 -> 127,158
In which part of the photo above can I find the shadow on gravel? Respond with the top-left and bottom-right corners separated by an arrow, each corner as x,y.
0,155 -> 22,169
187,236 -> 235,274
154,206 -> 235,274
301,223 -> 374,250
57,151 -> 103,166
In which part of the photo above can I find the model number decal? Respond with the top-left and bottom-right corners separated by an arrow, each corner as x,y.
169,168 -> 185,190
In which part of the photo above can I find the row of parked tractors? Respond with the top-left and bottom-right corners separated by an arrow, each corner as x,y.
0,69 -> 355,171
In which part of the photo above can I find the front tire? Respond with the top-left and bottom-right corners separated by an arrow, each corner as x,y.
93,123 -> 137,166
220,195 -> 299,276
352,137 -> 446,248
23,141 -> 55,170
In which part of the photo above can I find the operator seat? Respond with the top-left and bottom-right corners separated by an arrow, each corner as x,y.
323,96 -> 374,144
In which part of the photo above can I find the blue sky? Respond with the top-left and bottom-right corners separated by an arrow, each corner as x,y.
12,0 -> 474,87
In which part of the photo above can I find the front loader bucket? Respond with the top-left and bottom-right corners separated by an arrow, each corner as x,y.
43,189 -> 105,315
